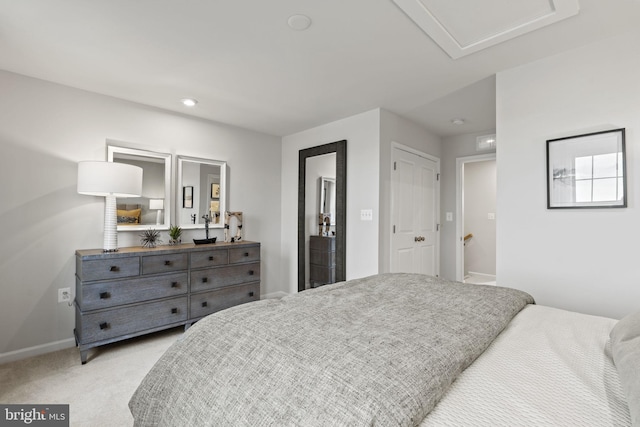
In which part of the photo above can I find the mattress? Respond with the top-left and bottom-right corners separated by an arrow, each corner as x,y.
422,305 -> 631,426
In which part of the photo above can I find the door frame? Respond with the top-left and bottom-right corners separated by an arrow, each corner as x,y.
390,142 -> 441,276
455,153 -> 496,281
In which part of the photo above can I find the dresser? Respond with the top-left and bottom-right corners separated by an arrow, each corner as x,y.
309,236 -> 336,288
75,241 -> 260,364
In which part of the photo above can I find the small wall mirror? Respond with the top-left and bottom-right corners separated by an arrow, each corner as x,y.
107,144 -> 171,231
176,156 -> 226,229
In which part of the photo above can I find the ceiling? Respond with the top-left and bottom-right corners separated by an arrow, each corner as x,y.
1,1 -> 639,137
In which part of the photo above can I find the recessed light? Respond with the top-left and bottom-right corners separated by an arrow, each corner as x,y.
181,98 -> 198,107
287,14 -> 312,31
451,118 -> 465,125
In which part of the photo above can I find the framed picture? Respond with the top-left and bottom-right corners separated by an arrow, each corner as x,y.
211,183 -> 220,198
547,128 -> 626,209
183,186 -> 193,208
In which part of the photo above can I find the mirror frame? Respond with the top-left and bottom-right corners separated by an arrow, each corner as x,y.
176,155 -> 227,230
298,140 -> 347,292
107,144 -> 172,231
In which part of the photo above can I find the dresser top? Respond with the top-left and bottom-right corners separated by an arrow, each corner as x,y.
76,240 -> 260,259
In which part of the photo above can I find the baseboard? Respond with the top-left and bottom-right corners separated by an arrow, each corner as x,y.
261,291 -> 288,300
0,338 -> 76,365
467,271 -> 496,279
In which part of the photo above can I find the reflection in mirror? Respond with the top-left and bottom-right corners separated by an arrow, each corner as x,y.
176,156 -> 226,229
298,140 -> 346,292
319,176 -> 336,229
107,144 -> 171,231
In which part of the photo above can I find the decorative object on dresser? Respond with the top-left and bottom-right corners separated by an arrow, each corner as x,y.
74,241 -> 261,364
168,224 -> 182,245
139,228 -> 162,248
309,235 -> 336,288
224,211 -> 243,242
77,161 -> 143,252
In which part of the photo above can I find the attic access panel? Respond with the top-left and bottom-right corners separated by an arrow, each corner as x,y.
392,0 -> 579,59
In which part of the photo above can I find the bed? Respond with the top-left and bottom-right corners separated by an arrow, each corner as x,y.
129,273 -> 639,426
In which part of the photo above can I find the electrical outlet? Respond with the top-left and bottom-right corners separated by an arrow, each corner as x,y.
58,287 -> 71,303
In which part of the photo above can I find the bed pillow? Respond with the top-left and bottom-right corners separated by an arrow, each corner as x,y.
117,208 -> 141,224
610,310 -> 640,426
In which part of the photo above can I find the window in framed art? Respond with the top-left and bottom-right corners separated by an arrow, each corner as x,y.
547,129 -> 626,209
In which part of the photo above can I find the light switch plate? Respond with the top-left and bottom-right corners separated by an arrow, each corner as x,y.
446,212 -> 453,221
360,209 -> 373,221
488,212 -> 496,220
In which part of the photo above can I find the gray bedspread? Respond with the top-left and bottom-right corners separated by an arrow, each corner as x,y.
129,273 -> 534,426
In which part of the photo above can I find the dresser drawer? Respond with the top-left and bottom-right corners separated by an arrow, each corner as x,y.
76,272 -> 188,310
142,253 -> 188,275
309,236 -> 335,251
76,296 -> 187,344
77,257 -> 139,282
310,265 -> 336,286
310,249 -> 336,267
190,283 -> 259,319
190,249 -> 229,269
229,245 -> 260,264
191,262 -> 260,292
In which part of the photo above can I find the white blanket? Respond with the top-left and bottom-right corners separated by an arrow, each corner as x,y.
422,305 -> 631,426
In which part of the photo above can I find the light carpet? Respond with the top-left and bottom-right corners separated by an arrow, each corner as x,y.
0,327 -> 183,426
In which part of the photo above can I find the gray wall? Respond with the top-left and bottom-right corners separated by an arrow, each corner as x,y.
463,160 -> 496,276
440,132 -> 496,280
0,70 -> 282,361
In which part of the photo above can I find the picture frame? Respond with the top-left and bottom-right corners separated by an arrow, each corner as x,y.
183,186 -> 193,208
211,183 -> 220,199
224,211 -> 243,242
547,128 -> 626,209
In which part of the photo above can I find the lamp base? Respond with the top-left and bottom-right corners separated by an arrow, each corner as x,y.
103,194 -> 118,252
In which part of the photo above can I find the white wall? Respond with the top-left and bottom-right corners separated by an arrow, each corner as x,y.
0,71 -> 282,360
379,110 -> 442,273
497,31 -> 640,319
281,109 -> 381,294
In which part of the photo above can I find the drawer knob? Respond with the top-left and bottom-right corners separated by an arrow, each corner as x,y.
202,277 -> 208,283
248,270 -> 254,276
208,256 -> 214,261
244,252 -> 249,257
164,260 -> 172,266
171,282 -> 179,288
171,308 -> 178,314
249,291 -> 254,297
109,266 -> 120,272
202,301 -> 208,307
99,322 -> 110,330
99,292 -> 111,299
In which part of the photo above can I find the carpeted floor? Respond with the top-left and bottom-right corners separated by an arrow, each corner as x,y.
0,327 -> 183,426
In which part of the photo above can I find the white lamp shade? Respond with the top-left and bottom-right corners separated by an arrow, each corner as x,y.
77,161 -> 143,197
149,199 -> 164,210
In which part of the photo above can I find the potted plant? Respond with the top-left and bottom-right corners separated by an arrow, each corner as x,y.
169,224 -> 182,245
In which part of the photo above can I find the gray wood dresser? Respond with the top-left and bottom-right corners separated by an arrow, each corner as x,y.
309,235 -> 336,288
75,241 -> 260,364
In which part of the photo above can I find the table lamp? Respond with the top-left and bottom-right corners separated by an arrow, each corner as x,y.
77,161 -> 143,252
149,199 -> 164,225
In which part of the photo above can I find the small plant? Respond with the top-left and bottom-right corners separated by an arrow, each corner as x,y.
169,224 -> 182,245
140,228 -> 162,248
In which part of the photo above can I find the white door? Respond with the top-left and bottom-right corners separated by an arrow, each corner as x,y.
391,146 -> 439,276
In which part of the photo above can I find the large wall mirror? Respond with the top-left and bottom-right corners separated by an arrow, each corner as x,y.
176,156 -> 227,229
107,144 -> 171,231
298,140 -> 346,292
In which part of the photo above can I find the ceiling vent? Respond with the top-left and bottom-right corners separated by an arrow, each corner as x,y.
392,0 -> 579,59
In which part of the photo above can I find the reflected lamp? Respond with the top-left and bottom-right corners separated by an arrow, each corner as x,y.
77,161 -> 143,252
